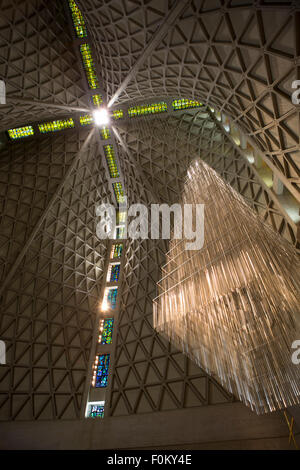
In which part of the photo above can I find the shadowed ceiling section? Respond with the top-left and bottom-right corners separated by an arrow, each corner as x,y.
0,131 -> 89,284
0,0 -> 89,131
0,130 -> 112,420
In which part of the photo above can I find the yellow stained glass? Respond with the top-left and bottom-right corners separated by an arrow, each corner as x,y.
80,114 -> 93,126
172,99 -> 203,110
80,44 -> 99,90
8,126 -> 34,140
68,0 -> 87,38
112,109 -> 123,120
104,145 -> 119,178
38,118 -> 74,133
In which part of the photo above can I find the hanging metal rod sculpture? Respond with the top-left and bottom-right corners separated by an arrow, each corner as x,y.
153,158 -> 300,414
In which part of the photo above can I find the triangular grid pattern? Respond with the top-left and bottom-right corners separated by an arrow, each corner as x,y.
0,131 -> 88,285
0,130 -> 112,420
0,0 -> 89,131
82,0 -> 300,198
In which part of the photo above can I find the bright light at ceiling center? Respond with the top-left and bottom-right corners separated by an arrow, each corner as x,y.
93,108 -> 109,126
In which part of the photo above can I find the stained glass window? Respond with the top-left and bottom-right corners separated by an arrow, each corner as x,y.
38,118 -> 74,133
107,263 -> 120,282
88,403 -> 104,418
104,145 -> 119,178
100,317 -> 115,343
107,289 -> 118,310
128,102 -> 167,117
116,226 -> 126,239
80,114 -> 93,126
68,0 -> 87,38
112,109 -> 123,120
8,126 -> 34,140
102,287 -> 118,311
94,354 -> 110,387
172,99 -> 203,110
100,127 -> 110,140
113,182 -> 125,203
92,94 -> 103,107
110,243 -> 123,258
80,44 -> 99,89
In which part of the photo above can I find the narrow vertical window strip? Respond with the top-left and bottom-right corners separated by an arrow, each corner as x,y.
92,94 -> 103,107
92,354 -> 110,388
100,127 -> 111,140
80,43 -> 100,90
107,263 -> 121,282
112,182 -> 125,203
68,0 -> 87,38
99,317 -> 114,344
104,145 -> 120,178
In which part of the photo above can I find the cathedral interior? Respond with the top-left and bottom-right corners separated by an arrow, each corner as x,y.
0,0 -> 300,450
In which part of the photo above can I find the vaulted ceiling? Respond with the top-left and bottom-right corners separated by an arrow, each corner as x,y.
80,0 -> 300,198
0,0 -> 299,422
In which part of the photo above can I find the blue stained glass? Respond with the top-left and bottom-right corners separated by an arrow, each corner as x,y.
110,264 -> 120,282
95,354 -> 110,387
89,404 -> 104,418
101,318 -> 114,344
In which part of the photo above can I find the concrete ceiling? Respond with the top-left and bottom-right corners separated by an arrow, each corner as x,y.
0,0 -> 299,423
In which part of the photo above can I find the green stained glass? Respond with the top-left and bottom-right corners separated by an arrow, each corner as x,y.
172,99 -> 203,110
104,145 -> 119,178
100,127 -> 110,140
80,43 -> 99,89
111,243 -> 123,258
113,182 -> 125,204
80,114 -> 93,126
38,118 -> 74,133
112,109 -> 123,120
68,0 -> 87,38
101,318 -> 114,343
128,101 -> 167,117
8,126 -> 34,140
92,94 -> 103,107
